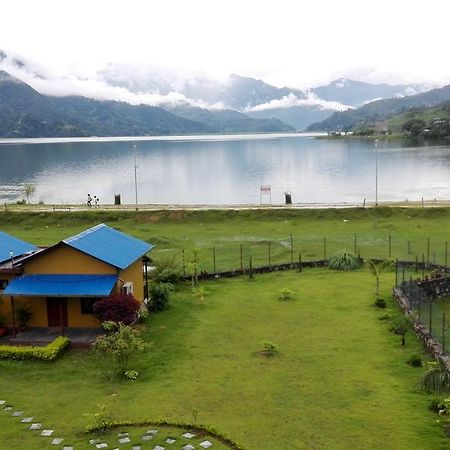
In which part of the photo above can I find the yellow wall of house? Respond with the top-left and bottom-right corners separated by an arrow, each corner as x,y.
120,258 -> 145,302
0,296 -> 101,328
24,244 -> 116,275
0,272 -> 20,326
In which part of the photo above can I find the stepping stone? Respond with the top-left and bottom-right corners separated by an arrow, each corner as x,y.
142,435 -> 153,441
182,432 -> 196,439
51,438 -> 63,445
153,446 -> 165,450
166,437 -> 176,444
63,447 -> 74,450
29,423 -> 42,430
3,406 -> 12,411
182,445 -> 195,450
41,429 -> 54,437
118,432 -> 129,437
12,411 -> 24,417
200,441 -> 213,449
146,429 -> 158,435
0,400 -> 5,405
21,417 -> 33,423
96,444 -> 108,449
89,439 -> 100,444
132,446 -> 141,450
119,437 -> 131,444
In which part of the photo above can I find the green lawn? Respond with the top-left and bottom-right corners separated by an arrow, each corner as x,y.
1,269 -> 448,449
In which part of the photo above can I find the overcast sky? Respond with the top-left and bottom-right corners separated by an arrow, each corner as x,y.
2,0 -> 450,89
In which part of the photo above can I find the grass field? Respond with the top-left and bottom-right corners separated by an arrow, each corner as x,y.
2,207 -> 450,272
0,268 -> 449,449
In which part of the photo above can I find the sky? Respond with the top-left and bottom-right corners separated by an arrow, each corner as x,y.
1,0 -> 450,91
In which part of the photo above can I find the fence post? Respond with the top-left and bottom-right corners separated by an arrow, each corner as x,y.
388,231 -> 392,260
443,312 -> 446,354
249,256 -> 253,279
298,253 -> 302,273
415,255 -> 418,273
323,236 -> 327,260
213,246 -> 216,273
408,240 -> 411,255
290,234 -> 294,265
182,249 -> 186,276
445,240 -> 448,271
427,238 -> 430,268
395,259 -> 398,286
422,254 -> 425,279
402,265 -> 405,284
429,300 -> 433,336
240,244 -> 243,270
268,242 -> 271,266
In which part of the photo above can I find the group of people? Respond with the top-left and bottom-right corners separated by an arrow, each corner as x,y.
87,194 -> 100,208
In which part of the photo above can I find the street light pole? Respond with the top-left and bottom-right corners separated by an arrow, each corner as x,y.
133,143 -> 138,211
375,139 -> 378,206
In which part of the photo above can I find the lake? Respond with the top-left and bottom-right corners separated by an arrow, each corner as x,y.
0,133 -> 450,205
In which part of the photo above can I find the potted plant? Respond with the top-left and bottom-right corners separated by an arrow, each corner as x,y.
0,314 -> 7,337
16,304 -> 33,331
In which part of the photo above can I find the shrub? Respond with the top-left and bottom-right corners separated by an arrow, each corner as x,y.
0,336 -> 70,361
91,322 -> 147,374
420,366 -> 450,394
278,288 -> 294,301
428,397 -> 450,414
149,282 -> 173,312
261,340 -> 278,356
407,354 -> 423,367
328,252 -> 361,271
378,313 -> 391,321
93,293 -> 140,325
374,297 -> 386,308
192,286 -> 209,303
154,267 -> 181,284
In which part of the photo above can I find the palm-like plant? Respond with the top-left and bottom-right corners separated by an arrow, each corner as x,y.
328,252 -> 361,271
365,259 -> 394,298
419,365 -> 450,394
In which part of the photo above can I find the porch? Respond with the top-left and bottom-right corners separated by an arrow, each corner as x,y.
0,327 -> 104,348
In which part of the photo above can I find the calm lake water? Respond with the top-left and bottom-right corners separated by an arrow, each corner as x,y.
0,133 -> 450,205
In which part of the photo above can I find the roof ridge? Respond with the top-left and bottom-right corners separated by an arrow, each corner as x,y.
63,223 -> 106,244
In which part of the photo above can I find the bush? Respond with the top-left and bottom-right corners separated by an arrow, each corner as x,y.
149,282 -> 173,312
261,340 -> 278,356
0,336 -> 70,361
154,267 -> 181,284
374,297 -> 386,308
93,293 -> 140,325
429,397 -> 449,415
328,252 -> 361,271
407,354 -> 423,367
278,288 -> 294,301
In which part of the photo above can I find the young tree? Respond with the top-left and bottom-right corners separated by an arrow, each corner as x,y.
91,321 -> 147,374
23,183 -> 36,204
365,259 -> 393,298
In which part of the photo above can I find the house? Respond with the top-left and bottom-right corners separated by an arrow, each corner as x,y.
0,230 -> 38,297
1,224 -> 153,335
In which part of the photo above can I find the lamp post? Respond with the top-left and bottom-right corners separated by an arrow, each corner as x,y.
374,139 -> 378,206
133,143 -> 138,211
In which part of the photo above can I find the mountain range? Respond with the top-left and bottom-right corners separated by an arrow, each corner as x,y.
0,49 -> 440,137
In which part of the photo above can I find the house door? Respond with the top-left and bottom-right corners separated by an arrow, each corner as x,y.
46,298 -> 68,327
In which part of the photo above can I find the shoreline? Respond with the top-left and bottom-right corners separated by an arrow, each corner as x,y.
2,198 -> 450,212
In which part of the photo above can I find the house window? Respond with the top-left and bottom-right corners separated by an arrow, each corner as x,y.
80,297 -> 97,315
0,279 -> 8,290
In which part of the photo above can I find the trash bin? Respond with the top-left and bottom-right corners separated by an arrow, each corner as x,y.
284,192 -> 292,204
114,194 -> 121,205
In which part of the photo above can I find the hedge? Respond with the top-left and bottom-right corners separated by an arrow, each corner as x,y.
0,336 -> 70,361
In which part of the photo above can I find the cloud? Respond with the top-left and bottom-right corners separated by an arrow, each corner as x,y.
245,92 -> 352,112
0,54 -> 226,109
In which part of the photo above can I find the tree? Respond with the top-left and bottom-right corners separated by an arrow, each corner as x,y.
23,183 -> 36,204
93,293 -> 140,325
365,259 -> 393,298
91,321 -> 147,374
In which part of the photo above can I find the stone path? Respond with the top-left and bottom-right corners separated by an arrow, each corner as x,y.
1,398 -> 219,449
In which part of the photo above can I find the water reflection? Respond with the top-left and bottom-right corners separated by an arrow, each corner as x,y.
0,135 -> 449,204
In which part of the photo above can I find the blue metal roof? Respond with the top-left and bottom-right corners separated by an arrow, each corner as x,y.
3,274 -> 118,297
0,231 -> 37,264
63,224 -> 153,270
